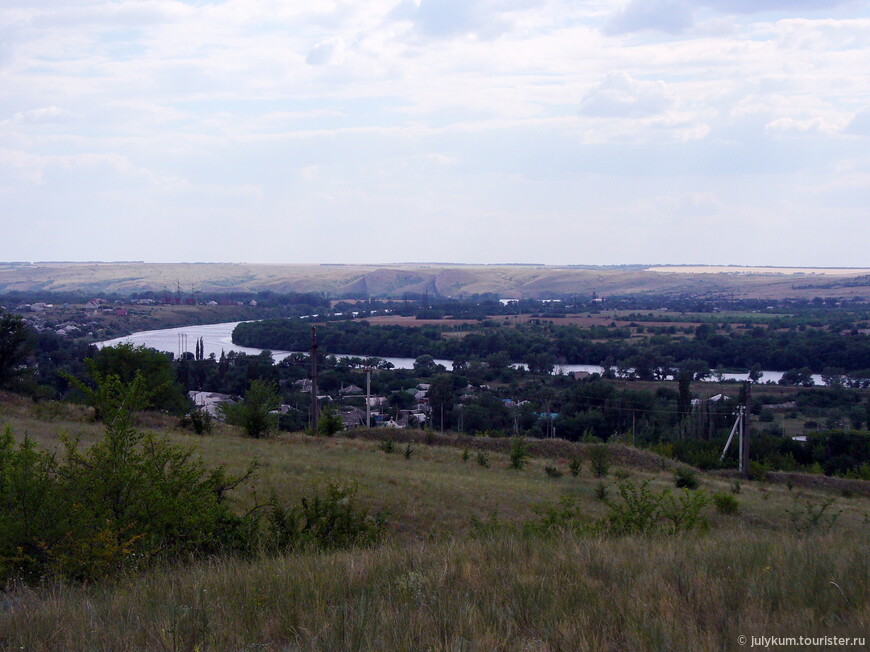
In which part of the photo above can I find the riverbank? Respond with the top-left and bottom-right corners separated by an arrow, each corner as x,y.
99,319 -> 826,384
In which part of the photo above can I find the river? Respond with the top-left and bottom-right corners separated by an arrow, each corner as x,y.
96,321 -> 452,371
97,320 -> 822,384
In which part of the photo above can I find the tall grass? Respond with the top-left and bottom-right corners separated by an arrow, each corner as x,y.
1,531 -> 866,650
1,397 -> 868,650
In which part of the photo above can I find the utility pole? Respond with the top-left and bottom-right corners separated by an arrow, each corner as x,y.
365,368 -> 371,428
310,326 -> 319,432
741,381 -> 751,478
720,405 -> 742,465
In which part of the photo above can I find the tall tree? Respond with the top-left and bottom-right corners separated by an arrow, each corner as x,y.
0,313 -> 31,388
220,379 -> 280,438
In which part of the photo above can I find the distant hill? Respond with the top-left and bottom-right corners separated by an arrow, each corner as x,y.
1,261 -> 869,300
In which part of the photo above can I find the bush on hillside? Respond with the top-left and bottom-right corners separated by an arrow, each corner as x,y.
266,483 -> 385,552
0,374 -> 255,583
713,493 -> 739,514
604,481 -> 710,536
674,467 -> 699,489
317,404 -> 344,436
508,437 -> 530,470
589,444 -> 611,478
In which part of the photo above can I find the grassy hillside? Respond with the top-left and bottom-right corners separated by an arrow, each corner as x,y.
2,261 -> 870,299
0,396 -> 867,650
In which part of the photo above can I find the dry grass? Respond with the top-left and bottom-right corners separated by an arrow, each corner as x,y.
2,394 -> 867,534
1,532 -> 866,651
3,262 -> 869,300
1,397 -> 868,650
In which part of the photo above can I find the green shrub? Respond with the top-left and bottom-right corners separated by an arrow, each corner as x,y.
508,437 -> 530,470
568,457 -> 582,477
657,490 -> 711,535
317,404 -> 344,436
266,483 -> 385,552
594,481 -> 608,502
604,480 -> 662,535
785,496 -> 841,533
713,493 -> 739,514
179,407 -> 213,435
604,480 -> 710,536
461,447 -> 470,462
674,467 -> 699,490
476,452 -> 490,468
544,466 -> 563,479
523,497 -> 590,537
379,439 -> 395,454
527,481 -> 710,538
589,444 -> 611,478
749,461 -> 769,482
0,375 -> 255,584
403,443 -> 414,459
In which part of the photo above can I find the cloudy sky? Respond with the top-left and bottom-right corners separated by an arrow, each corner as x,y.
1,0 -> 869,266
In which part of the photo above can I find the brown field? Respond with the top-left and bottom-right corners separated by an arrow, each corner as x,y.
648,265 -> 870,276
2,261 -> 869,300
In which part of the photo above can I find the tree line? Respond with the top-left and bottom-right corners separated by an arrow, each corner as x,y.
233,318 -> 870,376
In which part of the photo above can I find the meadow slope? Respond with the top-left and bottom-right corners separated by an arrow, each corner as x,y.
0,397 -> 867,650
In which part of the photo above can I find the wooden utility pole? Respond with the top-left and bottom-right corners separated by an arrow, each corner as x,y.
310,326 -> 319,431
741,381 -> 751,478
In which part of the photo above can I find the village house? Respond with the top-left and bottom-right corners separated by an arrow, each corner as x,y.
188,391 -> 237,418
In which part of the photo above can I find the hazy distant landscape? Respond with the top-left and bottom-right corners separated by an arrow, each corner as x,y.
2,261 -> 869,300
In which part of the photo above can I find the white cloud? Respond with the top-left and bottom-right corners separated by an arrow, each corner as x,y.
306,37 -> 347,65
8,107 -> 74,125
579,72 -> 671,118
603,0 -> 859,36
0,0 -> 867,266
765,115 -> 848,136
604,0 -> 695,36
648,192 -> 724,220
0,147 -> 140,186
394,0 -> 542,39
707,1 -> 852,13
845,106 -> 870,135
